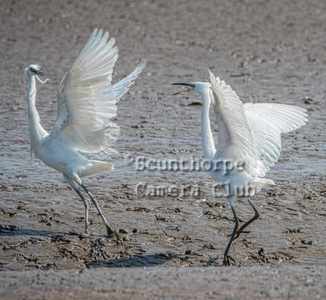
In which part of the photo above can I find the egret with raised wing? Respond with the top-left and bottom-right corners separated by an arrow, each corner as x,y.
173,70 -> 308,265
24,29 -> 145,238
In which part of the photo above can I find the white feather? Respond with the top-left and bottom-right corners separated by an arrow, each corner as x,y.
244,103 -> 308,175
209,71 -> 257,175
208,71 -> 308,185
50,28 -> 146,153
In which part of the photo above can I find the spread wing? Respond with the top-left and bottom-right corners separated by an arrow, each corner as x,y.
209,71 -> 257,173
244,103 -> 308,176
50,28 -> 145,153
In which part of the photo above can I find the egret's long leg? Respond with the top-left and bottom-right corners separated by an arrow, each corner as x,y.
232,199 -> 259,241
223,205 -> 239,266
68,180 -> 90,235
78,182 -> 120,239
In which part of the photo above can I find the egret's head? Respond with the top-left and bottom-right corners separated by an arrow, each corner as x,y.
173,82 -> 211,94
25,64 -> 43,77
24,64 -> 49,84
172,82 -> 212,106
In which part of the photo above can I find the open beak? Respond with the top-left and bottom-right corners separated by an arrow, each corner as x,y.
36,75 -> 50,85
34,71 -> 49,84
172,82 -> 195,95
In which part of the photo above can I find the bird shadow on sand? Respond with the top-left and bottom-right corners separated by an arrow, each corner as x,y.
87,252 -> 176,268
0,224 -> 80,238
0,224 -> 176,268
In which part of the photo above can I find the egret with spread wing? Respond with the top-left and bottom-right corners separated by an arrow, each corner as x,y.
173,70 -> 308,265
24,29 -> 145,238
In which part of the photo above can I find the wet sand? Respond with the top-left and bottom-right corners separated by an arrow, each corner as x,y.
0,0 -> 325,298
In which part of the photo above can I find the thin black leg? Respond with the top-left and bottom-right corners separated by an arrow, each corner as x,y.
68,180 -> 90,235
232,199 -> 259,241
78,182 -> 120,240
223,205 -> 239,266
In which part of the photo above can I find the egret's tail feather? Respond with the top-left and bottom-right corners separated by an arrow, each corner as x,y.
252,178 -> 275,193
81,160 -> 113,177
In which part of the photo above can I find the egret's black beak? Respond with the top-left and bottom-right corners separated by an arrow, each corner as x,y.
172,82 -> 195,88
172,82 -> 195,95
30,69 -> 43,76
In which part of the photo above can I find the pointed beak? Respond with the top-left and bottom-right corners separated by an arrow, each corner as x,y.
172,82 -> 195,88
172,82 -> 195,95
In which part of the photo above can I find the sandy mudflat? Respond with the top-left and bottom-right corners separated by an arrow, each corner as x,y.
0,0 -> 325,298
0,265 -> 326,300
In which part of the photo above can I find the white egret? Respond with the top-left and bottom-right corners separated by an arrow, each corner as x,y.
173,70 -> 308,265
24,29 -> 145,238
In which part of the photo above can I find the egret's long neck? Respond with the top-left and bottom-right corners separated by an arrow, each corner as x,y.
200,88 -> 216,159
26,75 -> 47,149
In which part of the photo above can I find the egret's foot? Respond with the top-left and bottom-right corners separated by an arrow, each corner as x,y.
106,227 -> 123,242
223,255 -> 235,266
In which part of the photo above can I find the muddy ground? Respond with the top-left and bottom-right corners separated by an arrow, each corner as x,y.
0,0 -> 325,299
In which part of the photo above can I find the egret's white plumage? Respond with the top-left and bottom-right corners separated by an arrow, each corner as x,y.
173,70 -> 308,265
243,102 -> 307,176
208,71 -> 308,193
24,29 -> 145,237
